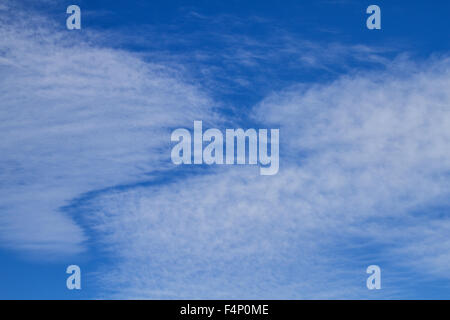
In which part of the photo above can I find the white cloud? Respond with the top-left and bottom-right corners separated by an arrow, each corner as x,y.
83,56 -> 450,298
2,3 -> 450,299
0,7 -> 216,256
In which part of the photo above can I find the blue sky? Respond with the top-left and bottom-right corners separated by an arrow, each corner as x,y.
1,0 -> 450,299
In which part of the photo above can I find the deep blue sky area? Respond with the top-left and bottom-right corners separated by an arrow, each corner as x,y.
1,0 -> 450,299
43,0 -> 450,109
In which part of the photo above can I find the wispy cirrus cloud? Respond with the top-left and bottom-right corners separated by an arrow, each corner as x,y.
96,11 -> 396,106
0,5 -> 216,256
2,2 -> 450,300
80,55 -> 450,298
